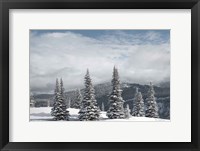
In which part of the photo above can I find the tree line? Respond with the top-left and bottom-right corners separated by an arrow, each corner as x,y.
51,67 -> 159,121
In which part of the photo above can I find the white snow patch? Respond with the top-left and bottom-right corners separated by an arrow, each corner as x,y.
30,107 -> 169,122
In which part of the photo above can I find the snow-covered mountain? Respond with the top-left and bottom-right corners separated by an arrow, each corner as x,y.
33,82 -> 170,119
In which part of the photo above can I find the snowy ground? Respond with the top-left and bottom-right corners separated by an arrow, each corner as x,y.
30,107 -> 169,122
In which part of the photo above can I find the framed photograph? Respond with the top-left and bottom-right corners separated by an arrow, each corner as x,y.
0,0 -> 200,151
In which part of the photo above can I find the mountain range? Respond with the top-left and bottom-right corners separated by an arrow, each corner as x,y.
33,82 -> 170,119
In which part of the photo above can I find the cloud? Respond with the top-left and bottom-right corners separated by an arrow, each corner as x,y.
30,30 -> 170,94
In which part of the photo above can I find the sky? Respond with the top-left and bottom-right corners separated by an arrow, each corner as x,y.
30,30 -> 170,94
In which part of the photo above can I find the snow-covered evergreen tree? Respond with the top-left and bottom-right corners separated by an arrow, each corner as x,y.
101,102 -> 105,111
107,66 -> 125,119
124,104 -> 131,119
132,88 -> 145,117
51,78 -> 70,121
51,78 -> 59,114
73,89 -> 82,109
78,69 -> 100,121
60,78 -> 70,120
145,82 -> 159,118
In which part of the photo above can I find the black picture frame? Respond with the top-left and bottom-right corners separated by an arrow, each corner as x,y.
0,0 -> 200,151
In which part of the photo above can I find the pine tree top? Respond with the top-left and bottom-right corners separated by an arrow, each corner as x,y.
86,68 -> 90,76
60,78 -> 65,94
148,82 -> 155,96
55,78 -> 59,93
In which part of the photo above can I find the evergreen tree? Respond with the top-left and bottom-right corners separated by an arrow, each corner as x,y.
124,104 -> 131,119
107,66 -> 125,119
145,82 -> 159,118
78,69 -> 100,121
132,88 -> 145,117
73,89 -> 82,109
51,78 -> 70,121
60,78 -> 70,120
101,102 -> 105,111
51,78 -> 59,114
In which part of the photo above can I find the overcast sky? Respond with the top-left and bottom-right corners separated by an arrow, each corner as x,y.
30,30 -> 170,94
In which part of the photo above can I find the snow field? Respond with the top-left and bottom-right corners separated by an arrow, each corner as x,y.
30,107 -> 169,122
